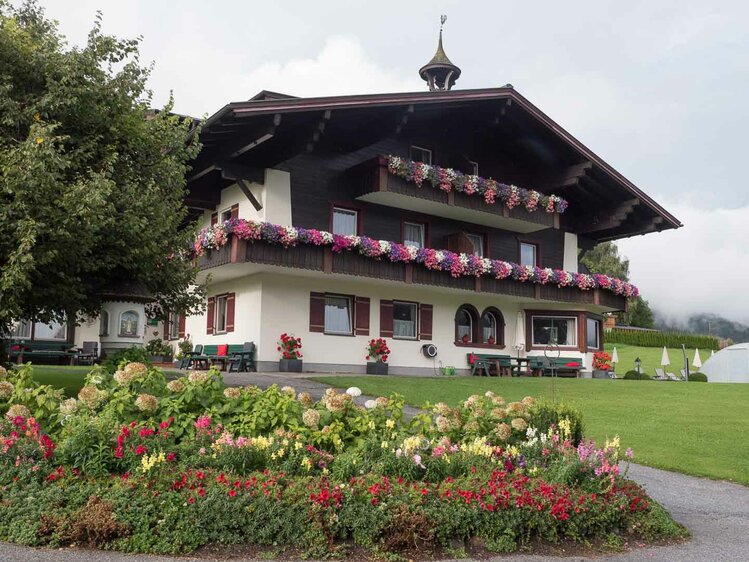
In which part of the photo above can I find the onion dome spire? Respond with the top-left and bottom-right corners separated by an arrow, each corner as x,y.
419,15 -> 461,91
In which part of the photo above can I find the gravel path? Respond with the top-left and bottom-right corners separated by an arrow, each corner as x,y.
1,374 -> 747,561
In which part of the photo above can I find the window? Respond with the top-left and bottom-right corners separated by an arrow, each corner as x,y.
403,222 -> 425,248
586,317 -> 601,350
520,242 -> 538,267
467,160 -> 479,175
169,312 -> 181,340
410,145 -> 432,164
532,316 -> 577,347
324,295 -> 352,335
393,301 -> 417,339
466,233 -> 485,257
11,320 -> 32,339
220,208 -> 233,223
99,311 -> 109,337
455,305 -> 478,344
214,295 -> 228,334
119,311 -> 140,338
34,321 -> 68,340
332,207 -> 358,236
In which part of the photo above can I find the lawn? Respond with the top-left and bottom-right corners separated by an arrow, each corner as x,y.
312,375 -> 749,485
604,343 -> 708,378
26,365 -> 181,397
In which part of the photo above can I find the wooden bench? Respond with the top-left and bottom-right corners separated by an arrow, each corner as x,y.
189,343 -> 255,372
9,341 -> 76,365
467,353 -> 512,377
528,356 -> 583,378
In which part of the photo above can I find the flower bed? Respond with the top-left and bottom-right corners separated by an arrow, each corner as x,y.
194,219 -> 639,298
386,155 -> 569,214
0,363 -> 685,556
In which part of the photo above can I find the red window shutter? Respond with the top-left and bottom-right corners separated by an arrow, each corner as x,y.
380,300 -> 393,338
207,297 -> 215,334
230,204 -> 239,219
355,296 -> 370,336
419,304 -> 433,340
226,293 -> 236,332
310,292 -> 326,333
178,314 -> 186,339
211,212 -> 218,226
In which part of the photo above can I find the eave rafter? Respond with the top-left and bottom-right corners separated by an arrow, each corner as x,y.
577,198 -> 641,234
306,110 -> 332,152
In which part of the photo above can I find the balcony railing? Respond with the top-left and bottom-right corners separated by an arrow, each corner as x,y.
197,236 -> 626,310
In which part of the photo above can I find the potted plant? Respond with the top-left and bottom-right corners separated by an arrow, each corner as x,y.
365,338 -> 390,375
592,351 -> 612,379
145,338 -> 173,364
278,333 -> 303,372
174,337 -> 193,367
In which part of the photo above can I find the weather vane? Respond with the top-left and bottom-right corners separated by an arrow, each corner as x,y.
440,14 -> 447,30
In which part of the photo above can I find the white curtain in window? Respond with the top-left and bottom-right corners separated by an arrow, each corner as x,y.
325,297 -> 351,334
457,310 -> 472,341
403,223 -> 424,248
482,313 -> 496,342
11,320 -> 32,339
467,234 -> 484,257
332,209 -> 357,236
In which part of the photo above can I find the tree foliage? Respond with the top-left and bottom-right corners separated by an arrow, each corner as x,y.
0,1 -> 204,338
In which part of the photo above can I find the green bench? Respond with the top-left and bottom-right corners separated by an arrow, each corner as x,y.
467,353 -> 512,377
188,343 -> 256,372
528,356 -> 583,378
9,340 -> 76,364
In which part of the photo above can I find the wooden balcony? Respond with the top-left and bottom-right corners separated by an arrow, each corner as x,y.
197,236 -> 627,311
352,157 -> 559,234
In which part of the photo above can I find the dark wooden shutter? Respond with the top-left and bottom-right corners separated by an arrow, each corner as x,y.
447,232 -> 475,254
226,293 -> 236,332
380,300 -> 393,338
310,292 -> 326,333
355,297 -> 370,336
230,204 -> 239,219
207,297 -> 215,334
178,314 -> 186,339
419,303 -> 433,340
211,212 -> 219,226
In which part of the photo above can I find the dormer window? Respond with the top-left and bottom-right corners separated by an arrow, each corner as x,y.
410,145 -> 432,164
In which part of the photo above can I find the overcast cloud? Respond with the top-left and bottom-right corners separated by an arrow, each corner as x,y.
32,0 -> 749,322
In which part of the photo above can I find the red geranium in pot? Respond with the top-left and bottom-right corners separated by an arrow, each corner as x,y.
366,338 -> 390,375
278,333 -> 303,372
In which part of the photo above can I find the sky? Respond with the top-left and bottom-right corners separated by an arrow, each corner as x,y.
31,0 -> 749,323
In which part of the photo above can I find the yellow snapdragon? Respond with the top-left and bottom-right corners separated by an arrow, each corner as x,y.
140,451 -> 166,473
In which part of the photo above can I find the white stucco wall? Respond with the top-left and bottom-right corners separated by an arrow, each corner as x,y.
99,301 -> 147,352
563,232 -> 579,273
73,317 -> 100,349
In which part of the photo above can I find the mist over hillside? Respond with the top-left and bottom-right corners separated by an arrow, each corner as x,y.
655,312 -> 749,343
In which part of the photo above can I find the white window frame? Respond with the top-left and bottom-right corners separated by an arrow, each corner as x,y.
531,315 -> 578,348
520,242 -> 538,267
481,311 -> 498,344
11,319 -> 32,339
409,145 -> 432,164
586,317 -> 601,350
214,295 -> 228,334
332,207 -> 358,236
466,233 -> 485,257
456,307 -> 473,343
118,311 -> 140,338
324,294 -> 353,336
392,301 -> 418,340
403,221 -> 425,249
220,207 -> 233,223
169,312 -> 181,340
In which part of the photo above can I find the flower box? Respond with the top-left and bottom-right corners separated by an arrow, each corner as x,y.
366,361 -> 388,375
592,369 -> 610,379
279,359 -> 303,373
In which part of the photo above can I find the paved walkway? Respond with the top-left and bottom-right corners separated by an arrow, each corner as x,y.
1,373 -> 747,561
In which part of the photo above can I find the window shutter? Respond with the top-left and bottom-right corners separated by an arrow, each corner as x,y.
178,314 -> 186,339
207,297 -> 215,334
230,204 -> 239,219
226,293 -> 236,332
380,300 -> 393,338
309,292 -> 326,333
419,304 -> 433,340
355,297 -> 370,336
211,212 -> 218,226
447,232 -> 475,254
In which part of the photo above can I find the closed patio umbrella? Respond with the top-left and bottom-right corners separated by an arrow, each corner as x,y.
711,349 -> 716,357
513,311 -> 526,375
693,349 -> 703,370
660,347 -> 670,369
611,347 -> 619,373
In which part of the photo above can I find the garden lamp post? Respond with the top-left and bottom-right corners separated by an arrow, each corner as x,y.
635,357 -> 642,381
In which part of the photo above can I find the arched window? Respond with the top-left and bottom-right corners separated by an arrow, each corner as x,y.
454,304 -> 479,344
480,307 -> 505,346
119,310 -> 139,337
99,311 -> 109,337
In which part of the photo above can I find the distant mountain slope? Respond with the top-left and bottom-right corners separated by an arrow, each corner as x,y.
655,312 -> 749,343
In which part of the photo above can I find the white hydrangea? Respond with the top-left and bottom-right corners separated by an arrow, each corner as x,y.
346,387 -> 362,397
364,399 -> 376,409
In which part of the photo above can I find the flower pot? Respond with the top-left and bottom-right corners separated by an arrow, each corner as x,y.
279,359 -> 303,372
149,355 -> 165,364
592,369 -> 610,379
366,361 -> 389,375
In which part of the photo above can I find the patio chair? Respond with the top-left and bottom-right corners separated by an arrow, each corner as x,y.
653,368 -> 667,380
227,342 -> 256,373
666,372 -> 680,381
77,341 -> 98,366
180,344 -> 205,370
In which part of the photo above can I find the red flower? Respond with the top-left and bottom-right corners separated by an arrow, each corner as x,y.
228,489 -> 237,498
135,445 -> 147,456
167,452 -> 176,462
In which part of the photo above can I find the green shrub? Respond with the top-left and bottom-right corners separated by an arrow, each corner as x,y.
528,400 -> 584,444
606,329 -> 719,350
687,372 -> 708,382
102,347 -> 151,373
623,370 -> 650,380
144,339 -> 173,359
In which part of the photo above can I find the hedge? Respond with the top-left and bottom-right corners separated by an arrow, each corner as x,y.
687,372 -> 708,382
623,370 -> 651,380
606,329 -> 719,350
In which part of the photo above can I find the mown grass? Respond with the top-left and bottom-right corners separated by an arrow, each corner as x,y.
312,374 -> 749,485
27,365 -> 180,397
603,343 -> 708,378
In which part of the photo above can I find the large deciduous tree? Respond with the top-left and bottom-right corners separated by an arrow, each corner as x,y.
581,241 -> 654,328
0,2 -> 205,346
